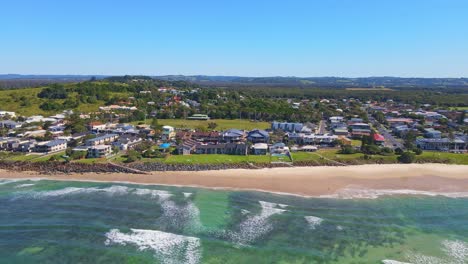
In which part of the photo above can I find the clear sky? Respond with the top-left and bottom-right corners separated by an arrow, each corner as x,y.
1,0 -> 467,77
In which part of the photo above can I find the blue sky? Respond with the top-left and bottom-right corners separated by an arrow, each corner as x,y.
1,0 -> 467,77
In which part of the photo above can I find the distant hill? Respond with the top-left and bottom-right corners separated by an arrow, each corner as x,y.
154,75 -> 468,89
0,74 -> 109,89
1,74 -> 468,89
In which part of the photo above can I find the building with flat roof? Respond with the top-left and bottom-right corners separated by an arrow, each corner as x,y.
34,139 -> 67,153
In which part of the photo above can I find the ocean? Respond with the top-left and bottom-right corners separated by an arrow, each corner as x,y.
0,179 -> 467,264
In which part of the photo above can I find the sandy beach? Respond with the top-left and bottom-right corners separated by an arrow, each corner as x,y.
1,164 -> 468,197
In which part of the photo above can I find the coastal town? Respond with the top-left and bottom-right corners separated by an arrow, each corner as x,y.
0,79 -> 466,170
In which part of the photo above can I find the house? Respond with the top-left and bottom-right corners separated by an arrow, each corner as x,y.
333,127 -> 349,136
393,125 -> 411,136
373,133 -> 385,145
416,138 -> 466,151
23,130 -> 47,138
247,129 -> 269,143
4,138 -> 26,151
187,114 -> 210,120
88,121 -> 107,132
0,120 -> 21,129
177,139 -> 199,155
424,128 -> 442,139
176,131 -> 220,143
386,118 -> 414,128
87,145 -> 112,158
220,129 -> 245,143
351,129 -> 371,138
161,126 -> 175,141
271,122 -> 304,133
34,139 -> 67,153
0,111 -> 16,118
251,143 -> 268,155
270,143 -> 290,155
347,118 -> 364,125
112,135 -> 142,150
86,134 -> 119,146
0,137 -> 10,150
18,140 -> 37,152
195,142 -> 248,155
349,122 -> 371,131
329,116 -> 345,123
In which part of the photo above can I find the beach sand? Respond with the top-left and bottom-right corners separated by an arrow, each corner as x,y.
1,164 -> 467,197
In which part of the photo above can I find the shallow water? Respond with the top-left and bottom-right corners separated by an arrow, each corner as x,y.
1,179 -> 467,263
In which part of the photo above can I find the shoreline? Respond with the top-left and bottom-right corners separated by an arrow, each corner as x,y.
1,164 -> 468,197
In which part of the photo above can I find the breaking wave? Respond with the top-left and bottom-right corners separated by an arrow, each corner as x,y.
386,239 -> 468,264
227,201 -> 286,245
105,228 -> 201,264
320,187 -> 468,199
304,216 -> 323,229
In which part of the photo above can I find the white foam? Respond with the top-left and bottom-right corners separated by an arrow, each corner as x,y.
157,199 -> 202,232
105,228 -> 201,264
399,239 -> 468,264
0,179 -> 22,185
228,200 -> 285,245
304,216 -> 323,229
320,187 -> 468,199
442,240 -> 468,264
16,185 -> 176,200
241,209 -> 250,215
336,225 -> 344,231
133,188 -> 173,200
277,203 -> 288,208
382,260 -> 413,264
406,253 -> 445,264
183,192 -> 192,198
37,187 -> 88,197
14,183 -> 35,188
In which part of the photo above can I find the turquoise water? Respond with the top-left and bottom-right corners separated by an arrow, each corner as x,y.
1,179 -> 467,264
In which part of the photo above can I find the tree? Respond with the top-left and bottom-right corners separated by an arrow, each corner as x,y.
339,145 -> 356,154
413,148 -> 423,155
207,122 -> 218,130
395,147 -> 404,155
398,151 -> 416,163
151,118 -> 162,130
65,113 -> 87,134
458,111 -> 466,125
125,150 -> 141,163
361,144 -> 380,155
403,130 -> 417,149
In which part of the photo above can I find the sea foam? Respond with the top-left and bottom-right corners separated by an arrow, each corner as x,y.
382,260 -> 413,264
228,201 -> 285,245
14,183 -> 35,188
304,216 -> 323,229
320,187 -> 468,199
105,228 -> 201,264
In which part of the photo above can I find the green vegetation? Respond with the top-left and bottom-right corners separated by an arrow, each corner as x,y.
135,119 -> 270,131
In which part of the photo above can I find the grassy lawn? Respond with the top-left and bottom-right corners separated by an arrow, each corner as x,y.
448,106 -> 468,110
134,119 -> 270,131
161,154 -> 275,165
415,151 -> 468,165
73,158 -> 108,164
32,151 -> 67,162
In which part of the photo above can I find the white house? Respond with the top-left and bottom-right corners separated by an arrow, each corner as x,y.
0,111 -> 16,118
87,145 -> 112,158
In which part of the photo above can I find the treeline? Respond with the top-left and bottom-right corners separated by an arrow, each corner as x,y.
226,86 -> 468,107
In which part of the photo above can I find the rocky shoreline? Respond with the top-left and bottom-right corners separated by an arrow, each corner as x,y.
0,157 -> 454,174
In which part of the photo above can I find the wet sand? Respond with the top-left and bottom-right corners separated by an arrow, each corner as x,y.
1,164 -> 468,197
